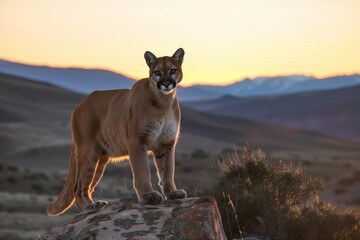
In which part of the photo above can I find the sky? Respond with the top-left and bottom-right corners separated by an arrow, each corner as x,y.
1,0 -> 359,86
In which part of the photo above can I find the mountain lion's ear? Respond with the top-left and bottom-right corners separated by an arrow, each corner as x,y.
144,51 -> 157,67
172,48 -> 185,65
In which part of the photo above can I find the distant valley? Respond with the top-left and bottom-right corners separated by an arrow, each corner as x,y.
184,86 -> 360,141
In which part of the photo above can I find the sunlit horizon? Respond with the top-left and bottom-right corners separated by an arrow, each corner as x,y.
1,0 -> 359,86
2,56 -> 360,87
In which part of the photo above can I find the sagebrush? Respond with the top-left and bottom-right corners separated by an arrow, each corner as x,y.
195,147 -> 360,240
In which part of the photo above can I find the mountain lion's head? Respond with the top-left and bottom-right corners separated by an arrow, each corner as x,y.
144,48 -> 184,94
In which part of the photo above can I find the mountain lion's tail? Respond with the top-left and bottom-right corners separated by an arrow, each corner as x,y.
47,147 -> 76,216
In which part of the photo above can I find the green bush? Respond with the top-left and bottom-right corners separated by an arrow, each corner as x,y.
197,147 -> 360,240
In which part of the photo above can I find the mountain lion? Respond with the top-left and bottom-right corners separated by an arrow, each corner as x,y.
47,48 -> 187,216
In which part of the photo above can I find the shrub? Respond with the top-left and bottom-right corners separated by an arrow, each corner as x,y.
182,166 -> 193,173
290,203 -> 360,240
196,147 -> 360,240
31,183 -> 44,193
6,177 -> 17,184
191,149 -> 208,159
333,187 -> 346,195
7,165 -> 19,172
337,177 -> 356,187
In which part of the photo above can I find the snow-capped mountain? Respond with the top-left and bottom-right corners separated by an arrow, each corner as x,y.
191,75 -> 360,97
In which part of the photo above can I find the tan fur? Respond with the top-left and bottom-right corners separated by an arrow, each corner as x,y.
47,48 -> 187,216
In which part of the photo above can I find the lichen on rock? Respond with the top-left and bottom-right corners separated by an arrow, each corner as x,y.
40,197 -> 227,240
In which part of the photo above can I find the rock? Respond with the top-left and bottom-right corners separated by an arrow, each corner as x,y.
40,196 -> 228,240
236,237 -> 268,240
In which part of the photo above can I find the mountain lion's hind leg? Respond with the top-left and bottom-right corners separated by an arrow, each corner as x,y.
87,155 -> 110,208
74,148 -> 101,211
90,154 -> 109,193
154,145 -> 187,200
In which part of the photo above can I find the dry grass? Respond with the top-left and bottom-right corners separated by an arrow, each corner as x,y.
1,147 -> 359,240
195,147 -> 360,240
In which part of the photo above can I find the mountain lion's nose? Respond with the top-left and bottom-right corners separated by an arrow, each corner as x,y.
162,81 -> 171,87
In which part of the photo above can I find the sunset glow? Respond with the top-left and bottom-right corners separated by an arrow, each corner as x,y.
1,0 -> 359,86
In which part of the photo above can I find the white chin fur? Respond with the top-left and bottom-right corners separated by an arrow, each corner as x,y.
160,85 -> 175,94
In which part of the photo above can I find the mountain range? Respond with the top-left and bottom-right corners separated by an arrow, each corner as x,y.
192,75 -> 360,97
1,59 -> 359,101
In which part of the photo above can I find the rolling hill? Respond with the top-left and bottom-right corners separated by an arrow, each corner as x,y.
0,59 -> 222,101
180,106 -> 359,152
0,59 -> 135,94
0,72 -> 83,122
1,72 -> 359,172
183,86 -> 360,140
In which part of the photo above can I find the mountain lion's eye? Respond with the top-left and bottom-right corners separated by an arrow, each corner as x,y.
170,69 -> 177,75
154,71 -> 161,76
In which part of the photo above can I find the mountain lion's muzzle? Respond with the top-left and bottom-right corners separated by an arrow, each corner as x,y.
157,79 -> 177,92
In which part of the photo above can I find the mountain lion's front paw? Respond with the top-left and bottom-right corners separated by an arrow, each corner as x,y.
140,191 -> 164,205
166,189 -> 187,199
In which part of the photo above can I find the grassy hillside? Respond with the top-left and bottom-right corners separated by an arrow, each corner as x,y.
181,106 -> 360,152
0,72 -> 83,122
184,86 -> 360,140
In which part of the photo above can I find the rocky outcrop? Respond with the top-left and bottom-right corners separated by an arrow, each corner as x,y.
41,196 -> 227,240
